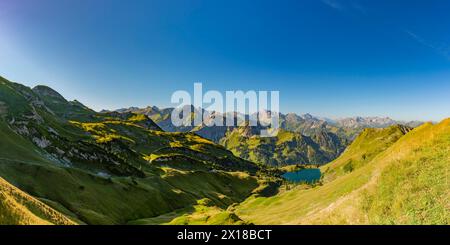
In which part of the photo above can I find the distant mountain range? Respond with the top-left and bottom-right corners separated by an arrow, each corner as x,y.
329,116 -> 424,129
109,106 -> 424,166
111,106 -> 423,135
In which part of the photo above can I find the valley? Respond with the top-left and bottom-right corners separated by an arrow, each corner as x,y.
0,76 -> 262,224
0,75 -> 448,225
236,122 -> 449,224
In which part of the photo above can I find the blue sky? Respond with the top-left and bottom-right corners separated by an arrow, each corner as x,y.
0,0 -> 449,121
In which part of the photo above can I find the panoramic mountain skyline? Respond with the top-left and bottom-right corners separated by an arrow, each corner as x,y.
1,0 -> 449,121
0,0 -> 449,229
0,75 -> 448,225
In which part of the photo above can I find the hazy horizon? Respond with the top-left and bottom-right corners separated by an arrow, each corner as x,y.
1,74 -> 438,123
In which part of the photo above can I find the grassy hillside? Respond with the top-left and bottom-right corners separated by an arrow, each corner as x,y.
128,197 -> 248,225
0,177 -> 75,225
235,119 -> 449,224
0,76 -> 261,224
32,85 -> 96,121
1,75 -> 447,225
321,125 -> 411,182
220,127 -> 346,166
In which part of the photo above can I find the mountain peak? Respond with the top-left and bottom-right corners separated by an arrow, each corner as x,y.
301,113 -> 315,120
32,85 -> 67,102
334,116 -> 398,128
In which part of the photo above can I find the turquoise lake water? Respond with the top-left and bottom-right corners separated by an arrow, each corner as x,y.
282,168 -> 321,183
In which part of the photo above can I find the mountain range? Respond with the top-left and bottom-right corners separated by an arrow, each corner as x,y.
0,75 -> 447,225
110,106 -> 423,166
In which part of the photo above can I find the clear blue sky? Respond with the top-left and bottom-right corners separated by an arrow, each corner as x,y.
0,0 -> 449,121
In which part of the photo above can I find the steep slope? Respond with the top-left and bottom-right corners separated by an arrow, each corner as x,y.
128,197 -> 248,225
235,119 -> 449,224
321,125 -> 411,182
220,127 -> 347,166
32,85 -> 96,121
69,113 -> 259,173
0,76 -> 261,224
116,105 -> 201,133
0,177 -> 75,225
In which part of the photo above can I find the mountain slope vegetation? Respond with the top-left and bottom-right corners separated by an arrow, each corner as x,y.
0,76 -> 261,224
235,119 -> 449,224
321,125 -> 411,182
1,75 -> 446,225
220,127 -> 347,166
0,177 -> 75,225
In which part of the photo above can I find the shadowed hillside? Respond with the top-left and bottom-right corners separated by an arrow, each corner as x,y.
0,177 -> 76,225
221,127 -> 347,166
